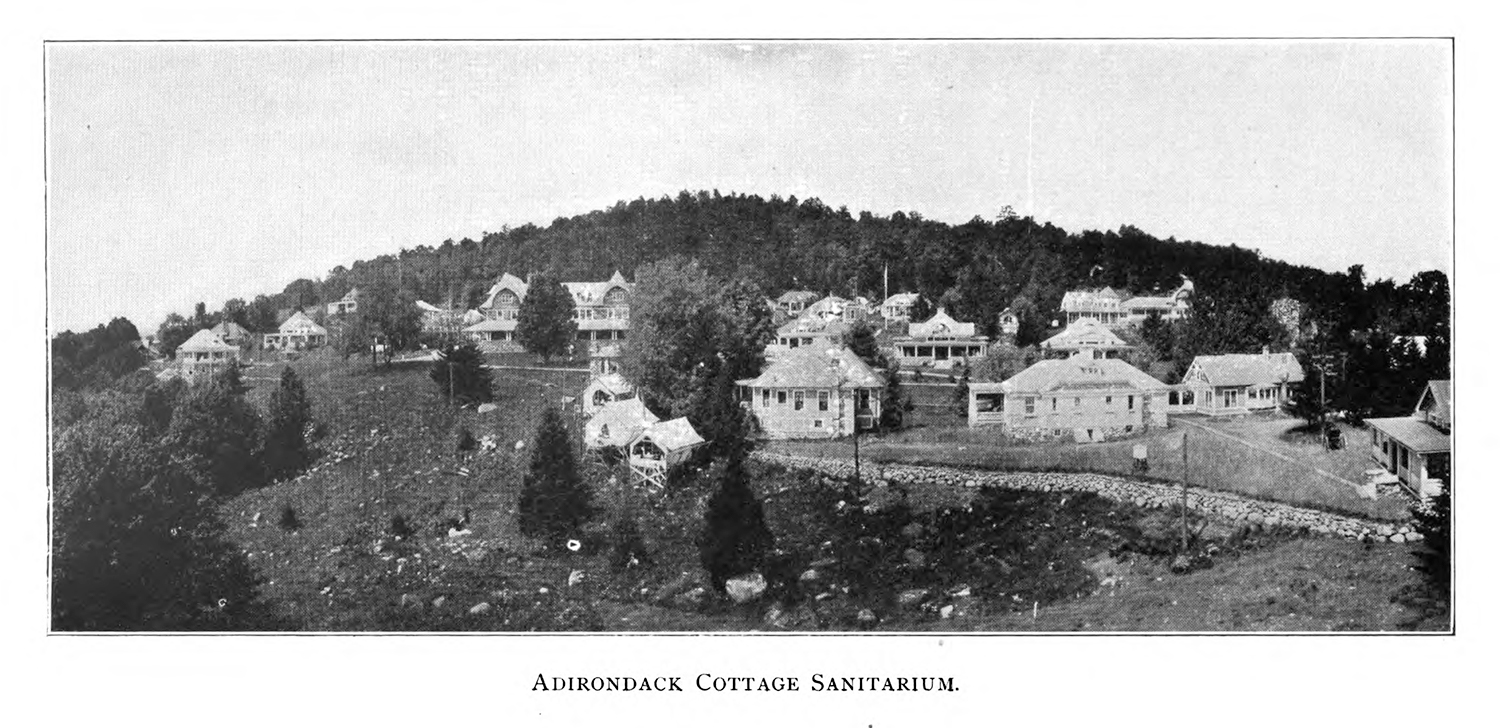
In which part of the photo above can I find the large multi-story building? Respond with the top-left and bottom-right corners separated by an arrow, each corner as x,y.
890,308 -> 989,369
967,352 -> 1169,442
1060,278 -> 1193,327
464,271 -> 632,352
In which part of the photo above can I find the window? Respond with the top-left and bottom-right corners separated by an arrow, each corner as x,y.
1105,395 -> 1113,406
1051,397 -> 1058,411
1182,390 -> 1195,405
794,391 -> 805,411
599,424 -> 610,438
762,389 -> 770,408
777,391 -> 787,405
1169,390 -> 1180,406
1024,397 -> 1035,415
975,393 -> 1004,412
1125,425 -> 1133,433
813,419 -> 823,429
819,391 -> 829,411
1127,395 -> 1135,410
1400,447 -> 1409,470
1074,397 -> 1081,408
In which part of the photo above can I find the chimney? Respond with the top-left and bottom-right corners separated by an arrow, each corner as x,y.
1262,345 -> 1270,356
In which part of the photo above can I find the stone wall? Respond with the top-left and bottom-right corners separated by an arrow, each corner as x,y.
749,452 -> 1421,543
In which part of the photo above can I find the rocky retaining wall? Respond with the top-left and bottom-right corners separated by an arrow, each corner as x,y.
750,452 -> 1421,544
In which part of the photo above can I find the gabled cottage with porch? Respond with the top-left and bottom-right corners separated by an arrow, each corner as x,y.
627,418 -> 707,487
177,329 -> 241,377
968,352 -> 1169,441
263,310 -> 328,351
1039,316 -> 1131,359
737,346 -> 884,439
585,398 -> 660,451
891,308 -> 988,369
1366,380 -> 1451,497
465,271 -> 632,353
776,290 -> 821,317
1179,351 -> 1304,416
880,292 -> 923,323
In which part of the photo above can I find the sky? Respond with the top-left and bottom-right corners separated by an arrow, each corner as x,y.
46,40 -> 1453,334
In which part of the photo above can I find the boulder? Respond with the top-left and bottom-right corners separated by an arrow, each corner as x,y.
939,604 -> 955,619
477,403 -> 499,414
799,569 -> 821,583
725,573 -> 768,604
568,569 -> 586,588
1170,554 -> 1193,574
763,604 -> 789,629
1389,533 -> 1406,544
469,602 -> 492,615
432,595 -> 448,609
856,608 -> 879,627
898,588 -> 930,607
399,593 -> 421,610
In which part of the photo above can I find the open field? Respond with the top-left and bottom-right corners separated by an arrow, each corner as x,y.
763,415 -> 1412,522
216,360 -> 1440,631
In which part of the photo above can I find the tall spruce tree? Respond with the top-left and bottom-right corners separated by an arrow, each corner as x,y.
430,341 -> 495,405
264,367 -> 314,481
516,273 -> 578,362
517,406 -> 592,546
697,447 -> 774,592
1410,463 -> 1452,612
846,320 -> 882,367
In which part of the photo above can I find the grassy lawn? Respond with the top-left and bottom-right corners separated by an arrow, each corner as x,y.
764,414 -> 1413,522
215,358 -> 1439,631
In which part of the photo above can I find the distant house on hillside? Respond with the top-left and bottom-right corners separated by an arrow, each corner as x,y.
176,329 -> 240,377
1039,316 -> 1131,360
737,346 -> 884,439
627,418 -> 707,487
327,288 -> 360,316
766,316 -> 851,359
263,310 -> 328,351
1060,278 -> 1193,327
415,300 -> 468,341
580,373 -> 635,417
775,290 -> 821,317
891,308 -> 988,369
210,321 -> 253,349
996,307 -> 1020,341
1367,380 -> 1451,498
465,271 -> 632,353
968,352 -> 1169,442
802,294 -> 872,324
1179,351 -> 1303,415
880,292 -> 923,323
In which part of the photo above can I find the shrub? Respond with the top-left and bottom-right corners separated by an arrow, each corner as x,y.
278,505 -> 300,532
430,342 -> 495,406
264,367 -> 314,482
697,450 -> 774,592
389,514 -> 414,540
610,515 -> 651,571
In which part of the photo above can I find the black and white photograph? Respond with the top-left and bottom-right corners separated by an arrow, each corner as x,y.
43,38 -> 1456,636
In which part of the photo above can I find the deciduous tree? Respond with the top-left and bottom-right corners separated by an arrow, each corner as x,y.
515,272 -> 578,362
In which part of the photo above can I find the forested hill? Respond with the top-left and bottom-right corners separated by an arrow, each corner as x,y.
313,190 -> 1442,339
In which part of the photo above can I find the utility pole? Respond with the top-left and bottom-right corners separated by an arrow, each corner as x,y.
1180,428 -> 1189,552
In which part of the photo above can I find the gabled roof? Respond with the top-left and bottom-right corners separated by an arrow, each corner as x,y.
777,316 -> 849,337
632,417 -> 706,453
1418,380 -> 1451,422
565,271 -> 632,305
777,290 -> 821,305
415,300 -> 445,313
1000,352 -> 1167,394
1040,316 -> 1129,350
738,346 -> 884,389
277,310 -> 328,336
1120,295 -> 1178,309
179,329 -> 239,353
1187,352 -> 1304,387
464,319 -> 518,333
1060,289 -> 1127,311
1366,416 -> 1451,454
461,309 -> 485,325
210,321 -> 252,339
803,295 -> 856,319
338,287 -> 361,302
907,308 -> 978,339
480,273 -> 530,309
585,373 -> 634,397
880,292 -> 922,308
587,398 -> 660,449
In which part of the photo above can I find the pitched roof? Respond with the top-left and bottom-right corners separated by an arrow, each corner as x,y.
178,329 -> 238,353
738,346 -> 884,389
907,308 -> 978,339
338,287 -> 361,302
1040,316 -> 1129,350
464,319 -> 518,333
586,398 -> 661,449
1120,295 -> 1178,309
480,273 -> 530,308
1419,380 -> 1451,421
1060,289 -> 1127,312
1001,352 -> 1168,394
584,373 -> 634,397
591,344 -> 622,359
415,300 -> 445,313
1366,416 -> 1451,454
565,271 -> 632,305
881,292 -> 921,308
777,316 -> 849,337
633,417 -> 706,453
777,290 -> 821,304
277,310 -> 328,336
1187,352 -> 1304,387
210,321 -> 252,339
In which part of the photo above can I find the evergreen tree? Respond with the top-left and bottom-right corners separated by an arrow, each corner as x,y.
951,361 -> 972,414
878,358 -> 913,430
517,407 -> 592,546
264,367 -> 314,481
516,273 -> 578,362
686,363 -> 754,460
846,320 -> 882,367
908,295 -> 935,323
430,342 -> 495,405
697,448 -> 774,592
338,281 -> 422,362
137,377 -> 187,439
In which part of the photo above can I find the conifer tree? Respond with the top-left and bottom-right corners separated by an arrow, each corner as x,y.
698,447 -> 774,592
846,320 -> 882,367
264,367 -> 314,481
430,342 -> 494,405
517,406 -> 592,546
1410,465 -> 1452,611
878,358 -> 913,431
516,273 -> 578,362
163,372 -> 266,496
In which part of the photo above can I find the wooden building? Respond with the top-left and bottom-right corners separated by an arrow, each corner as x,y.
1366,380 -> 1451,497
968,352 -> 1169,442
737,346 -> 884,439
